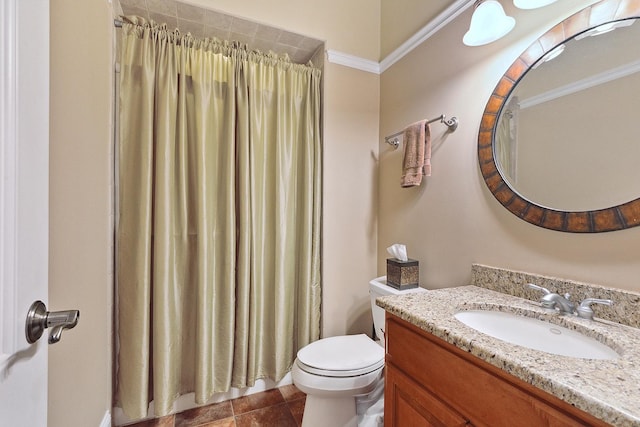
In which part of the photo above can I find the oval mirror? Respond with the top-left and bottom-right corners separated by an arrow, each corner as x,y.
479,0 -> 640,233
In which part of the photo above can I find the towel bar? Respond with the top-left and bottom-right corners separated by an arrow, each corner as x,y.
385,114 -> 458,149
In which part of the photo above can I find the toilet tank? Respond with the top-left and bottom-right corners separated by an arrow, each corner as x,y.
369,276 -> 427,344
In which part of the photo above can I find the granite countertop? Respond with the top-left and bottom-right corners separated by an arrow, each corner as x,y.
377,285 -> 640,426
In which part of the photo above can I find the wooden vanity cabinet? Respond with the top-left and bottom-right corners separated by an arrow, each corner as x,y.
385,362 -> 470,426
384,314 -> 610,427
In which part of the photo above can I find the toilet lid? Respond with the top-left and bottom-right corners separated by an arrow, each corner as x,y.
297,334 -> 385,377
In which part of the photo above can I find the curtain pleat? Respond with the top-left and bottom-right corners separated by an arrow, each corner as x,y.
116,17 -> 321,420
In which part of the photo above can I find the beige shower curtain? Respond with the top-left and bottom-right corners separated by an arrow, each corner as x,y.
116,18 -> 321,419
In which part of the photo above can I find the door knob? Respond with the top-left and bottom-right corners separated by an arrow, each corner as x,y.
25,301 -> 80,344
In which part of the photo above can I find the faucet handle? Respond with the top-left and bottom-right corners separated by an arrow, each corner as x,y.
527,284 -> 557,309
527,283 -> 551,295
577,298 -> 613,320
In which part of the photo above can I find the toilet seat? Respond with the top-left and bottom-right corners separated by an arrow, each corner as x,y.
293,278 -> 428,427
296,334 -> 385,378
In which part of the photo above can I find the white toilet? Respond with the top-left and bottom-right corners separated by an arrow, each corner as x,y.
292,276 -> 427,427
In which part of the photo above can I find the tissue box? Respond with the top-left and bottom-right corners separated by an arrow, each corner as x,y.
386,258 -> 419,290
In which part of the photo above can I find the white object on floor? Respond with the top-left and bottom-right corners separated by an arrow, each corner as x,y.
293,276 -> 427,427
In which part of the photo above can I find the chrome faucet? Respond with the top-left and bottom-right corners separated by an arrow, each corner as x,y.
576,298 -> 613,320
527,283 -> 614,319
527,283 -> 575,314
541,293 -> 576,314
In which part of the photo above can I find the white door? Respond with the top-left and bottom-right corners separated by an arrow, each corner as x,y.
0,0 -> 50,425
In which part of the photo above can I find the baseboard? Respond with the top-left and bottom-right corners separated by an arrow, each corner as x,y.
100,410 -> 112,427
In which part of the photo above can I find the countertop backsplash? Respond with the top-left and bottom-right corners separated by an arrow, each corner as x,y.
471,264 -> 640,329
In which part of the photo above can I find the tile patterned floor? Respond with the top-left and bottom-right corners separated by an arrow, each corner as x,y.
125,385 -> 306,427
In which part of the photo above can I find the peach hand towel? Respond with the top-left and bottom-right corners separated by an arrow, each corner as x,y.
401,120 -> 431,187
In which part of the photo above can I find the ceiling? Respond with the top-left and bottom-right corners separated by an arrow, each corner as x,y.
380,0 -> 465,59
117,0 -> 325,64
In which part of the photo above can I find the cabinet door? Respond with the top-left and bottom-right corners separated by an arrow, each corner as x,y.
385,364 -> 469,427
386,315 -> 610,427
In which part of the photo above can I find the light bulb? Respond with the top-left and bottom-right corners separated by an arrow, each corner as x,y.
513,0 -> 558,10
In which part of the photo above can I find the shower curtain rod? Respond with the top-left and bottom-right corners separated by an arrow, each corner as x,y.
114,19 -> 123,28
384,114 -> 458,149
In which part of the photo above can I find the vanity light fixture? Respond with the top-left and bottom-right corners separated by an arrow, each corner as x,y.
513,0 -> 558,9
575,19 -> 636,40
463,0 -> 516,46
532,43 -> 564,68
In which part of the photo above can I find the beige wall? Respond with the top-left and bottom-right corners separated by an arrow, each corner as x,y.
52,0 -> 640,424
49,0 -> 379,424
49,0 -> 113,426
515,76 -> 640,211
378,0 -> 640,294
322,62 -> 380,337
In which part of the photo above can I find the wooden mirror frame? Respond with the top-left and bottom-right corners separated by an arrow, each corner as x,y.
478,0 -> 640,233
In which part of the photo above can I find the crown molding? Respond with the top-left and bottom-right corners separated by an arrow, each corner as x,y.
326,50 -> 381,74
380,0 -> 474,73
520,59 -> 640,109
326,0 -> 473,74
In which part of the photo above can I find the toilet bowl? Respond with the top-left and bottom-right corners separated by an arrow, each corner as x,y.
292,276 -> 427,427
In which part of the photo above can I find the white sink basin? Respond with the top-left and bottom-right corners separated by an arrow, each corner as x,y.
454,310 -> 619,360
